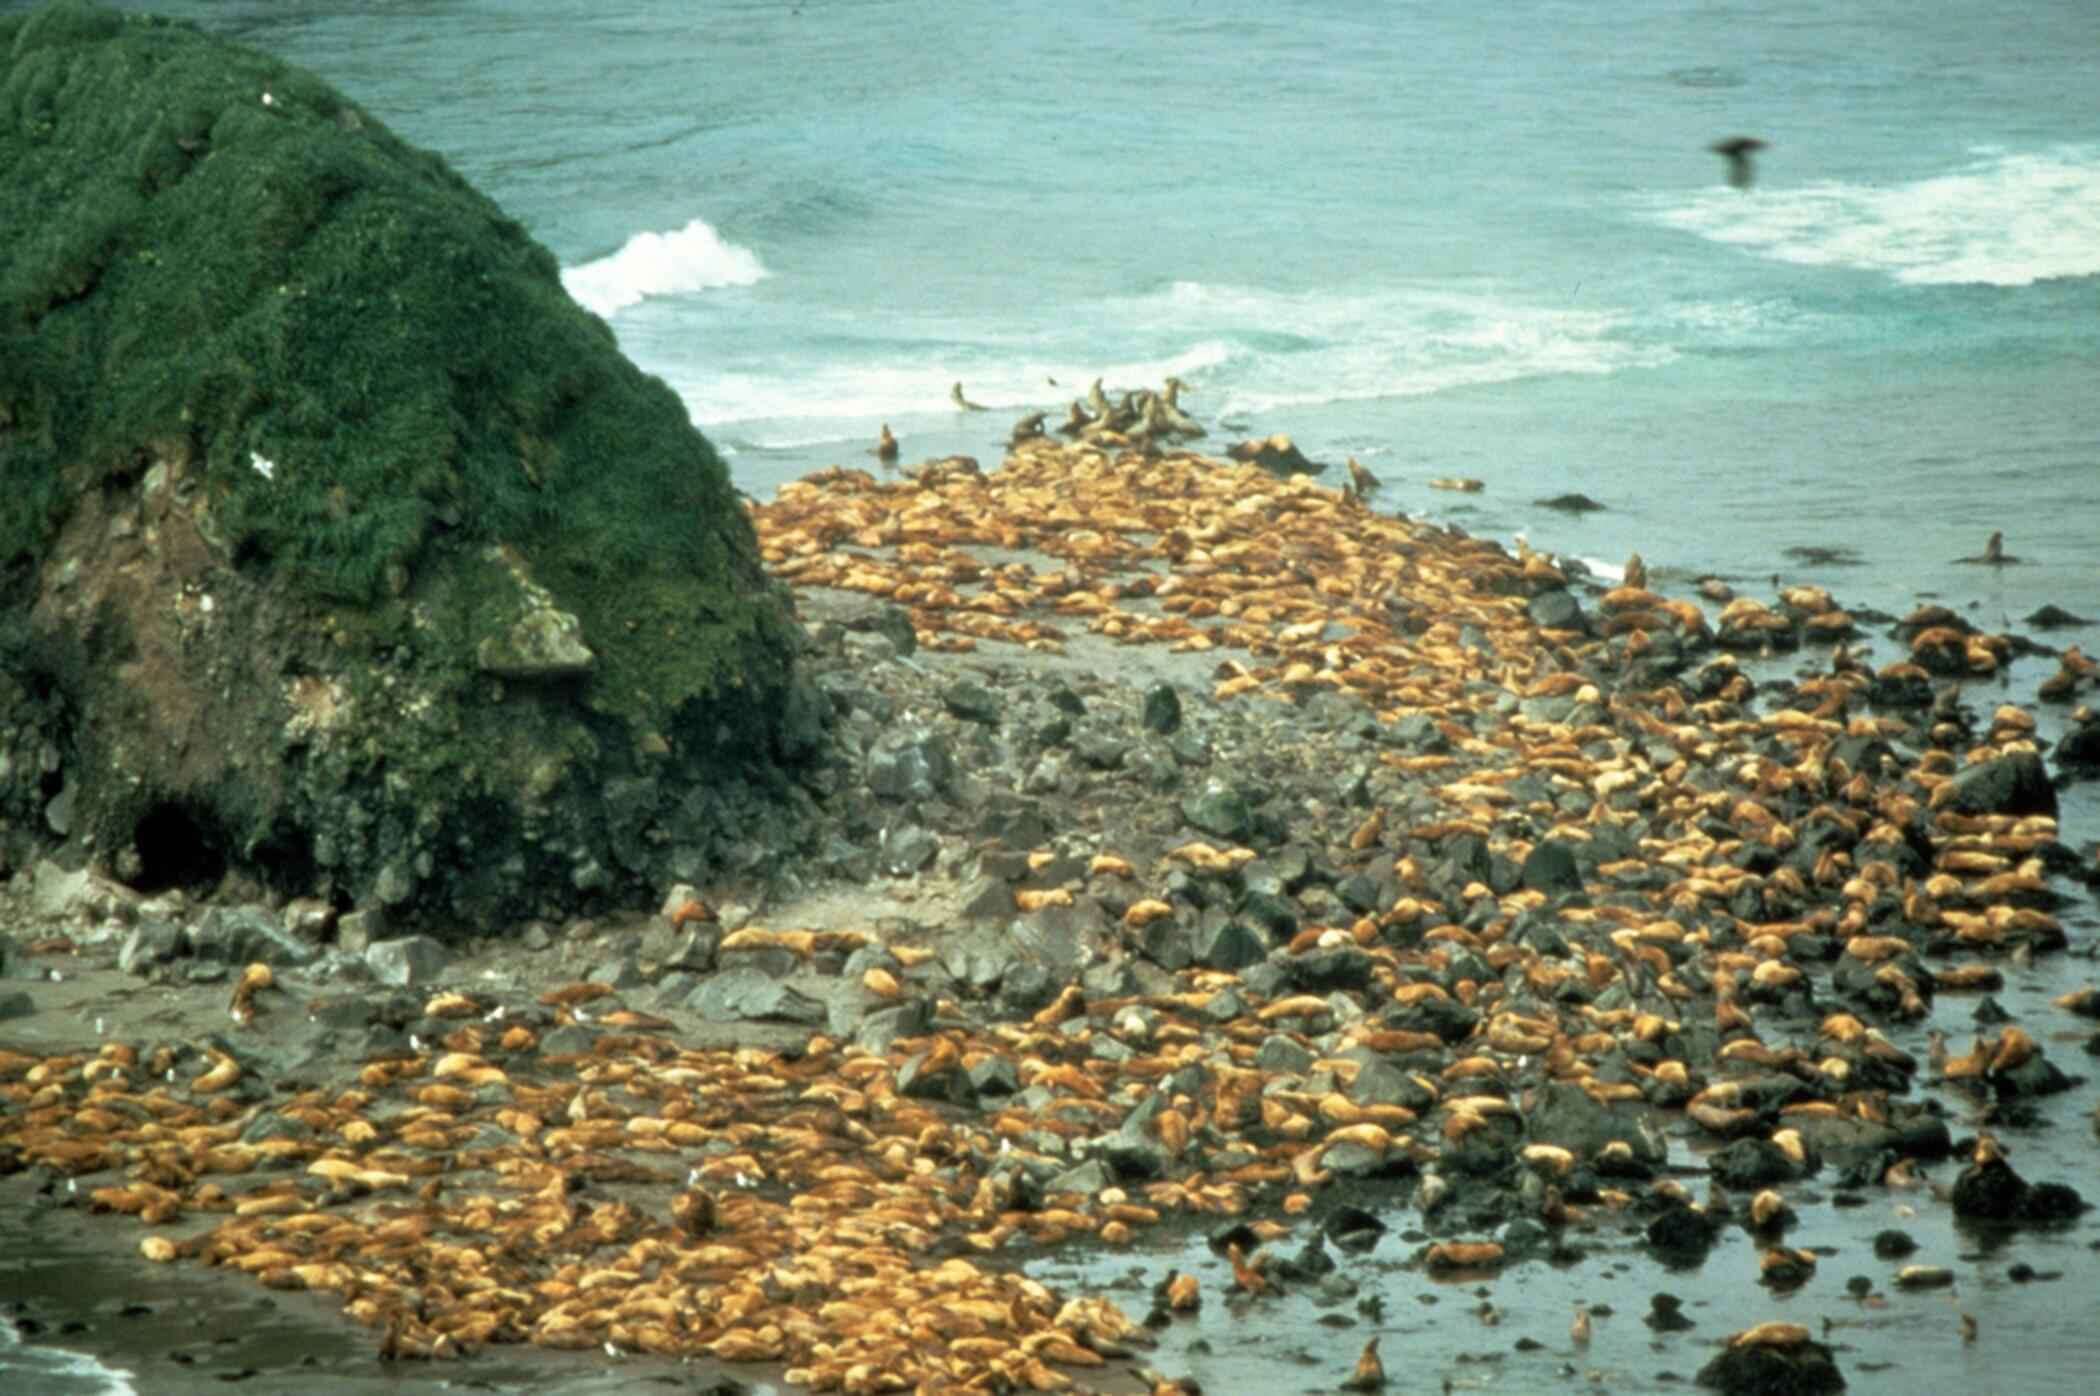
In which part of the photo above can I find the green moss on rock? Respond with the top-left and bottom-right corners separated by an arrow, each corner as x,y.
0,1 -> 824,926
1,0 -> 787,716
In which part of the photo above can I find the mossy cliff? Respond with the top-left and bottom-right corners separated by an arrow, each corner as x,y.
0,1 -> 827,927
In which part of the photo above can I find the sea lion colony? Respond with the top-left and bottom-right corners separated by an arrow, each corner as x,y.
3,418 -> 2096,1393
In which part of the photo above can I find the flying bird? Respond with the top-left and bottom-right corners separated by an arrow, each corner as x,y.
1711,136 -> 1766,188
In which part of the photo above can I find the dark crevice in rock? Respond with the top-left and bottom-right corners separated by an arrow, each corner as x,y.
130,801 -> 227,894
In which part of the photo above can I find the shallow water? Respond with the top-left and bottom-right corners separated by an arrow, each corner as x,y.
1032,852 -> 2100,1396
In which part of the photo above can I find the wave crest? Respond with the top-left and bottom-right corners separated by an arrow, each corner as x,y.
1650,146 -> 2100,287
561,217 -> 767,318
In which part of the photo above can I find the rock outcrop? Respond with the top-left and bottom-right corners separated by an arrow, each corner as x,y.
0,2 -> 823,927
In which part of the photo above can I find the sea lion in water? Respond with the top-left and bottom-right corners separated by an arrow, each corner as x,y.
870,423 -> 898,463
1346,456 -> 1381,501
1340,1336 -> 1384,1391
1711,136 -> 1766,189
1007,410 -> 1047,447
951,381 -> 988,411
1955,531 -> 2020,565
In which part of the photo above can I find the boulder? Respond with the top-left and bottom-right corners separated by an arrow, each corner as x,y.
0,2 -> 819,929
1696,1329 -> 1845,1395
1939,751 -> 2057,820
1519,839 -> 1583,895
688,969 -> 827,1026
364,934 -> 449,987
1951,1153 -> 2086,1223
188,904 -> 319,966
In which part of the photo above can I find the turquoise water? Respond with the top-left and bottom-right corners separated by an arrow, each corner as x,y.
10,2 -> 2100,1390
64,0 -> 2100,629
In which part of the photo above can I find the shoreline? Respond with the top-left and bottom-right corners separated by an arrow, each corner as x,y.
6,432 -> 2099,1393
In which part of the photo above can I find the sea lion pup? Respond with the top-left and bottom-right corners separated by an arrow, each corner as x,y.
1346,455 -> 1381,501
1955,530 -> 2019,564
870,423 -> 899,462
951,380 -> 988,411
1007,409 -> 1048,447
1341,1336 -> 1385,1390
1711,135 -> 1767,189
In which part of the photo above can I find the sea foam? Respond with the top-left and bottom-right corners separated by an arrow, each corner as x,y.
560,217 -> 767,318
0,1320 -> 137,1395
667,275 -> 1676,448
1649,146 -> 2100,287
1123,281 -> 1673,417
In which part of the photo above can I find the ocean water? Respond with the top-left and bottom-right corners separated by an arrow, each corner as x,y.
51,0 -> 2100,639
10,0 -> 2100,1390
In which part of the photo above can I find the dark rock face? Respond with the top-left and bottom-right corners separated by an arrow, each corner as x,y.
1939,751 -> 2058,820
1526,589 -> 1589,634
1519,839 -> 1583,895
1696,1335 -> 1846,1395
1645,1201 -> 1722,1262
1951,1154 -> 2087,1223
2056,712 -> 2100,776
0,3 -> 820,931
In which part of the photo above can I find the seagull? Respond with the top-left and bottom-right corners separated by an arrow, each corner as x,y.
1711,136 -> 1767,189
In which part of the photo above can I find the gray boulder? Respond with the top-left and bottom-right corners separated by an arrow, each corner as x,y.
688,968 -> 826,1026
364,935 -> 450,987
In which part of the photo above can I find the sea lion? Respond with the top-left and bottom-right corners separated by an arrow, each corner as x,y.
951,381 -> 988,411
1955,530 -> 2020,564
870,423 -> 898,463
1711,136 -> 1766,189
1007,410 -> 1047,447
1124,393 -> 1171,453
1085,377 -> 1114,423
1057,400 -> 1092,436
1346,456 -> 1381,501
1154,383 -> 1205,439
1340,1336 -> 1385,1390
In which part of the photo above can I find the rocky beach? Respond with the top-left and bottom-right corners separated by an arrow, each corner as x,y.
7,5 -> 2100,1391
6,425 -> 2100,1394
